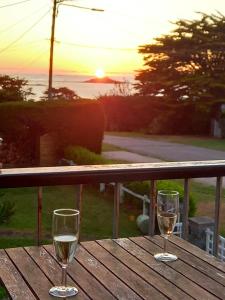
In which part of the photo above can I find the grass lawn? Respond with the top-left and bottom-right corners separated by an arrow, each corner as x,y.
190,181 -> 225,236
0,185 -> 140,248
102,143 -> 124,152
105,131 -> 225,151
0,180 -> 224,250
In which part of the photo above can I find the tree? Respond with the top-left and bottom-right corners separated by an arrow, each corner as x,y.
0,75 -> 33,102
42,87 -> 79,101
135,12 -> 225,102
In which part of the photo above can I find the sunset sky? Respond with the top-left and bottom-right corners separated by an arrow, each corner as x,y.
0,0 -> 225,76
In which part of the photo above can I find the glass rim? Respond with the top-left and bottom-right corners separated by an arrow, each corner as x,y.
157,190 -> 179,196
53,209 -> 80,216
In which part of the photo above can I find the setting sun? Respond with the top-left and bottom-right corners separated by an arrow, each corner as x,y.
95,69 -> 105,78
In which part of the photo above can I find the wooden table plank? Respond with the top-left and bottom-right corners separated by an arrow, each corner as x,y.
0,249 -> 36,300
97,239 -> 192,300
170,235 -> 225,272
149,236 -> 225,287
82,240 -> 166,300
45,245 -> 115,300
137,236 -> 225,300
77,244 -> 142,300
25,246 -> 90,300
6,247 -> 55,300
115,237 -> 217,300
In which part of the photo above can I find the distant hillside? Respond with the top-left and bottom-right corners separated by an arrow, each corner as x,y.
84,76 -> 123,84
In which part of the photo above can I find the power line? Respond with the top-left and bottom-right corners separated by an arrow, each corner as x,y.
0,0 -> 31,9
0,9 -> 50,54
20,45 -> 49,69
60,3 -> 104,12
1,39 -> 47,53
0,3 -> 51,34
56,40 -> 137,52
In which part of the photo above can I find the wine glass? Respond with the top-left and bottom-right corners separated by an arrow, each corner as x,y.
154,190 -> 179,262
49,209 -> 80,298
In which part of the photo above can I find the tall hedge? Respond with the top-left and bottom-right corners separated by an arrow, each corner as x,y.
0,100 -> 105,166
100,96 -> 211,135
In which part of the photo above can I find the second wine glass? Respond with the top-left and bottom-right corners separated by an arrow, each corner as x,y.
154,190 -> 179,262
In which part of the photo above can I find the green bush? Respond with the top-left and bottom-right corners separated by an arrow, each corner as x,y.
124,180 -> 196,217
0,100 -> 105,166
0,198 -> 15,224
65,146 -> 109,165
0,285 -> 9,300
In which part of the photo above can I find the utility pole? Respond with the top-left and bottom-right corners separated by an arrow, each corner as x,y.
48,0 -> 57,100
48,1 -> 104,101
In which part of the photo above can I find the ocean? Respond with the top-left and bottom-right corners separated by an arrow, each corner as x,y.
13,73 -> 135,100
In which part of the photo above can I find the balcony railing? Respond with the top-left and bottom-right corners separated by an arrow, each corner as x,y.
0,160 -> 224,257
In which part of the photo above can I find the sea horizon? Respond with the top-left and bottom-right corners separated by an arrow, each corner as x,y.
0,71 -> 136,100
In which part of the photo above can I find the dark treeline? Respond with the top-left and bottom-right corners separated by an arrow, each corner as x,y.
100,96 -> 210,135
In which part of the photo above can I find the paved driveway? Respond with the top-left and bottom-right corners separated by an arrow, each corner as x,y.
103,135 -> 225,187
104,135 -> 225,161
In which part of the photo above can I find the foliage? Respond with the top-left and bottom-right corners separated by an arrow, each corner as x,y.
107,80 -> 134,97
100,95 -> 210,134
0,197 -> 15,224
42,87 -> 79,101
0,285 -> 9,300
65,146 -> 109,165
0,100 -> 105,166
135,12 -> 225,103
0,74 -> 33,102
124,180 -> 196,217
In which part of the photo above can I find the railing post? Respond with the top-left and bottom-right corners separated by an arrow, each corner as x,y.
213,176 -> 222,257
182,178 -> 190,240
76,184 -> 83,214
113,183 -> 120,239
37,186 -> 42,246
149,180 -> 157,236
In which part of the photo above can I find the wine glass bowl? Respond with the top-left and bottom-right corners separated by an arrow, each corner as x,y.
154,190 -> 179,262
49,209 -> 80,298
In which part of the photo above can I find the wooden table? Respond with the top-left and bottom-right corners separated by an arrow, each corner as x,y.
0,235 -> 225,299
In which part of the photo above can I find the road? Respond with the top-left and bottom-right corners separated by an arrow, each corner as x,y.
104,135 -> 225,161
103,134 -> 225,186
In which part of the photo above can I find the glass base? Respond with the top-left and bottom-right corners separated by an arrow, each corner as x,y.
49,286 -> 78,298
154,252 -> 178,262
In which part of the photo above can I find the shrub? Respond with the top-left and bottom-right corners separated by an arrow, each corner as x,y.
65,146 -> 109,165
124,180 -> 196,217
0,198 -> 15,224
0,100 -> 105,166
41,87 -> 79,101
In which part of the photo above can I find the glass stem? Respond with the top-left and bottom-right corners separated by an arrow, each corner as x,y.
62,265 -> 67,287
164,236 -> 168,253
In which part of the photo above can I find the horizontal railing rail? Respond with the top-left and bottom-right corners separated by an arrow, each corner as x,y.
0,160 -> 224,258
1,160 -> 225,187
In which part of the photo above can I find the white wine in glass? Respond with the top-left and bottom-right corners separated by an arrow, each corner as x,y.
154,190 -> 179,262
49,209 -> 80,298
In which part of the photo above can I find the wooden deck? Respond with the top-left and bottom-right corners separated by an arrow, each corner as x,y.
0,235 -> 225,299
